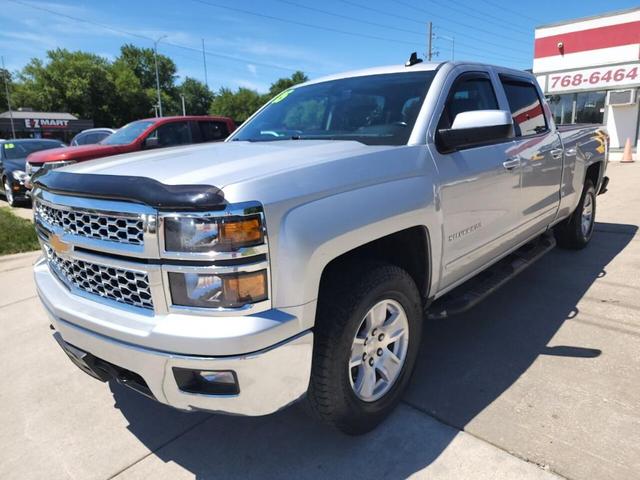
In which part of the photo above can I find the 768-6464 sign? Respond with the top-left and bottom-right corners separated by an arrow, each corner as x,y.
548,64 -> 639,93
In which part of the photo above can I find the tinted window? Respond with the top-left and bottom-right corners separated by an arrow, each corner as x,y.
102,121 -> 154,145
439,75 -> 498,129
500,80 -> 547,136
2,141 -> 63,160
199,121 -> 229,142
148,121 -> 191,147
232,71 -> 436,146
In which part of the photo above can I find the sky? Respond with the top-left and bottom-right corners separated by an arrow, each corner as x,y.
1,0 -> 638,93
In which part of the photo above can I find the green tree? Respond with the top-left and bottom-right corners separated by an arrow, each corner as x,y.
267,71 -> 308,97
0,67 -> 11,113
178,77 -> 214,115
209,87 -> 266,123
13,49 -> 115,126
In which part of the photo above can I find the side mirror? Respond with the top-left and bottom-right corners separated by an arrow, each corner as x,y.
438,110 -> 514,152
143,136 -> 159,149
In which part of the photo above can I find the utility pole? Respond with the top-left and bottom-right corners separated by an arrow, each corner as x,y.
1,56 -> 16,139
180,94 -> 186,116
202,38 -> 209,89
153,35 -> 167,117
427,21 -> 433,62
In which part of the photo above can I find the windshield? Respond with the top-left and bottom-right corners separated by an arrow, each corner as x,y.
101,120 -> 154,145
2,141 -> 64,160
232,71 -> 436,146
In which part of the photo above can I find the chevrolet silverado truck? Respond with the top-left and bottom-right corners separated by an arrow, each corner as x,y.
32,59 -> 609,435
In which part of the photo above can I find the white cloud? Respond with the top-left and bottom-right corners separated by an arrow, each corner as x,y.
247,64 -> 257,76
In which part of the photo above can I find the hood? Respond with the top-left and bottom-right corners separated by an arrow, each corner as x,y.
62,140 -> 398,189
27,144 -> 124,164
2,158 -> 27,172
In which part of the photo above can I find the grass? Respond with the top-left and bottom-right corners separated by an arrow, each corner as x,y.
0,207 -> 40,255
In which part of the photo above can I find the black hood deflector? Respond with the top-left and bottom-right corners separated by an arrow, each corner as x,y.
34,171 -> 226,211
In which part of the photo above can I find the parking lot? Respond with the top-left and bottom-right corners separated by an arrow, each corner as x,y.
0,161 -> 638,480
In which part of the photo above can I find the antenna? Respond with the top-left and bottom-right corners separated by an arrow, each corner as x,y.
405,52 -> 423,67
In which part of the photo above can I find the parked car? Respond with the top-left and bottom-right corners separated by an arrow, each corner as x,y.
32,59 -> 608,434
26,115 -> 236,180
70,128 -> 115,146
1,139 -> 65,206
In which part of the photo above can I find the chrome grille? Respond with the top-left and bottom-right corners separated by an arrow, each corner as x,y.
46,247 -> 154,310
36,201 -> 144,246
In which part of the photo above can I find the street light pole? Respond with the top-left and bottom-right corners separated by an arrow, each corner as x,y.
153,35 -> 167,117
180,94 -> 186,116
1,56 -> 16,139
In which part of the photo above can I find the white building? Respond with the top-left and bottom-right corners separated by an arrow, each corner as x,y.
533,7 -> 640,149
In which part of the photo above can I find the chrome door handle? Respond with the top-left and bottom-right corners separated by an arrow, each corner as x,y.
502,158 -> 521,170
550,148 -> 563,160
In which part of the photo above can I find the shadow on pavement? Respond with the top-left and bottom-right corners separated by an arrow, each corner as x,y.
110,221 -> 636,478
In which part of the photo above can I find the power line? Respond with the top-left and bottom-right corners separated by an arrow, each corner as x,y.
425,0 -> 531,36
336,0 -> 531,56
389,0 -> 530,45
477,0 -> 545,24
8,0 -> 321,77
274,0 -> 424,36
190,0 -> 423,48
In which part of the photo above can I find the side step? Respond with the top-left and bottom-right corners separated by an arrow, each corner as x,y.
426,232 -> 556,320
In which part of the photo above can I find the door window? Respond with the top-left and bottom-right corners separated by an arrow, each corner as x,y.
148,121 -> 191,147
439,74 -> 499,130
199,121 -> 230,142
500,79 -> 547,136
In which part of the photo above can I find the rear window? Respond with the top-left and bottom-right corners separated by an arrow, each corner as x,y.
199,121 -> 229,142
500,79 -> 547,136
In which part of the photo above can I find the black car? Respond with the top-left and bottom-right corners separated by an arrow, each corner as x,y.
1,139 -> 65,206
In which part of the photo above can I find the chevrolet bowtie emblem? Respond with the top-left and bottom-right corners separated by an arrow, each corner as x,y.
49,234 -> 71,254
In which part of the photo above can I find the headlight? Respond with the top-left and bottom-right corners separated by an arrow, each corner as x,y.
168,270 -> 268,308
11,170 -> 27,182
164,215 -> 264,253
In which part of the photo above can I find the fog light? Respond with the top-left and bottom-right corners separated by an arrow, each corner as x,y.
173,367 -> 239,395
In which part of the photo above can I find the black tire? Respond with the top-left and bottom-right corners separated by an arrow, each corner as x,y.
3,176 -> 17,207
307,261 -> 423,435
554,179 -> 596,250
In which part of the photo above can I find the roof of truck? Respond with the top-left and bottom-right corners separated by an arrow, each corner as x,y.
302,61 -> 532,87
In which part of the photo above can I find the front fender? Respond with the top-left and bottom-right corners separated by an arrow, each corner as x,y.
271,175 -> 438,329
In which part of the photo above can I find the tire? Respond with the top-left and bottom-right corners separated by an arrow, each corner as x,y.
307,261 -> 423,435
3,177 -> 17,207
554,179 -> 596,250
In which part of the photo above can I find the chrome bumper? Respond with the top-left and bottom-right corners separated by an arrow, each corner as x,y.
35,257 -> 313,415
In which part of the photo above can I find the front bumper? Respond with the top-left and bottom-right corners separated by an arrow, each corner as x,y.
36,257 -> 313,416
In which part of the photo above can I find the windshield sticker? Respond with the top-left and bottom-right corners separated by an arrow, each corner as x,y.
271,89 -> 293,104
3,143 -> 14,149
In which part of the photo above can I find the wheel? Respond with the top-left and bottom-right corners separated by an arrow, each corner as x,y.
307,261 -> 423,435
3,177 -> 17,207
554,179 -> 596,249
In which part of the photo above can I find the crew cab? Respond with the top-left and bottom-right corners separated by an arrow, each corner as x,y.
32,59 -> 608,435
26,115 -> 236,179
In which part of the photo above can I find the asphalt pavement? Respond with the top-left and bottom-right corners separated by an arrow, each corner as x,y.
1,162 -> 638,479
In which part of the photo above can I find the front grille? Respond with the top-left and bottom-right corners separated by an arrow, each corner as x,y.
36,201 -> 144,246
46,247 -> 154,310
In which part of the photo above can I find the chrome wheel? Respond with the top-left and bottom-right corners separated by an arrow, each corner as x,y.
349,299 -> 409,402
581,191 -> 594,237
3,178 -> 14,206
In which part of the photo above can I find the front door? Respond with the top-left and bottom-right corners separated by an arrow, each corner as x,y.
431,71 -> 521,290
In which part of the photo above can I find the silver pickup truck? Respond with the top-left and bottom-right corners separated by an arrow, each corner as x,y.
33,59 -> 609,434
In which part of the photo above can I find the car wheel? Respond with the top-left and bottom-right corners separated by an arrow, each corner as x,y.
3,177 -> 16,207
554,179 -> 596,249
307,261 -> 423,435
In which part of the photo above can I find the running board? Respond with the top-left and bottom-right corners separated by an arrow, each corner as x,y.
426,232 -> 556,320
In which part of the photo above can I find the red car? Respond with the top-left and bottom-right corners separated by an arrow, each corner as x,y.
26,115 -> 235,178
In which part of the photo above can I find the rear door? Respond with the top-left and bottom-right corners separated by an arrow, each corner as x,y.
498,74 -> 563,238
431,69 -> 521,289
197,120 -> 231,143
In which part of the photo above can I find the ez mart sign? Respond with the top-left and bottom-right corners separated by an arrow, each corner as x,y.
24,118 -> 70,129
543,63 -> 640,93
